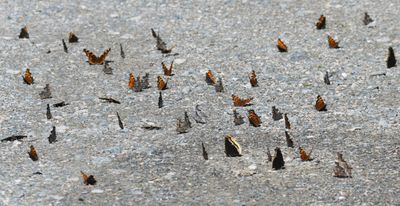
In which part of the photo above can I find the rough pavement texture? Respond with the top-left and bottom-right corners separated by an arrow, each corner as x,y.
0,0 -> 399,205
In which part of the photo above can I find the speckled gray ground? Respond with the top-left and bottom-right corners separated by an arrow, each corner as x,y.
0,0 -> 399,205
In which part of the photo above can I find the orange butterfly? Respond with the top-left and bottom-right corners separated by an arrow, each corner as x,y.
83,48 -> 111,65
249,70 -> 258,87
23,68 -> 34,85
205,70 -> 216,85
316,15 -> 326,29
162,61 -> 174,76
277,38 -> 288,52
157,76 -> 167,90
128,73 -> 135,89
328,35 -> 340,48
232,95 -> 253,107
248,109 -> 261,127
28,145 -> 38,161
80,171 -> 97,185
68,32 -> 79,43
315,95 -> 327,111
299,147 -> 313,161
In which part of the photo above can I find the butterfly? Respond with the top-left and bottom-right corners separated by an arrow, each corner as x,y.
333,152 -> 352,178
28,145 -> 38,161
202,142 -> 209,160
233,109 -> 244,125
214,77 -> 224,92
232,95 -> 253,107
285,131 -> 294,148
249,70 -> 258,87
99,97 -> 121,104
387,47 -> 396,68
248,109 -> 261,127
363,12 -> 373,26
151,28 -> 174,54
80,171 -> 97,185
62,39 -> 68,53
23,68 -> 34,85
284,113 -> 291,129
299,147 -> 313,161
272,147 -> 285,170
324,71 -> 331,85
316,15 -> 326,29
157,76 -> 168,90
272,106 -> 283,121
277,38 -> 288,52
68,32 -> 79,43
266,147 -> 272,162
162,61 -> 174,76
46,104 -> 52,119
19,26 -> 29,39
116,112 -> 124,129
128,73 -> 135,89
205,70 -> 216,85
83,48 -> 111,65
328,35 -> 340,48
315,95 -> 327,111
120,43 -> 125,59
225,135 -> 242,157
48,126 -> 57,144
39,84 -> 52,99
158,91 -> 163,108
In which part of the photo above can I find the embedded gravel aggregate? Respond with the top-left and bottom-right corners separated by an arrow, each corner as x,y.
0,0 -> 399,205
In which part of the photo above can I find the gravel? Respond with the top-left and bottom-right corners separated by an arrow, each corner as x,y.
0,0 -> 399,205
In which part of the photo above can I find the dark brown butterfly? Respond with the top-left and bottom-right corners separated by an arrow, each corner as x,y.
158,92 -> 163,108
272,147 -> 285,170
266,147 -> 272,162
83,48 -> 111,65
328,35 -> 340,48
299,147 -> 313,161
232,95 -> 253,107
19,26 -> 29,39
119,43 -> 125,59
128,73 -> 135,89
80,171 -> 97,185
284,113 -> 291,129
202,142 -> 208,160
285,131 -> 294,148
62,39 -> 68,53
363,12 -> 373,26
53,101 -> 69,107
324,71 -> 331,85
272,106 -> 283,121
248,109 -> 261,127
277,38 -> 288,52
28,145 -> 38,161
1,135 -> 27,142
249,70 -> 258,87
176,118 -> 189,134
387,47 -> 396,68
315,95 -> 327,111
99,97 -> 121,104
225,135 -> 242,157
48,126 -> 57,143
316,15 -> 326,29
205,70 -> 216,85
68,32 -> 79,43
23,68 -> 34,85
46,104 -> 52,119
162,61 -> 174,76
116,112 -> 124,129
157,76 -> 168,90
